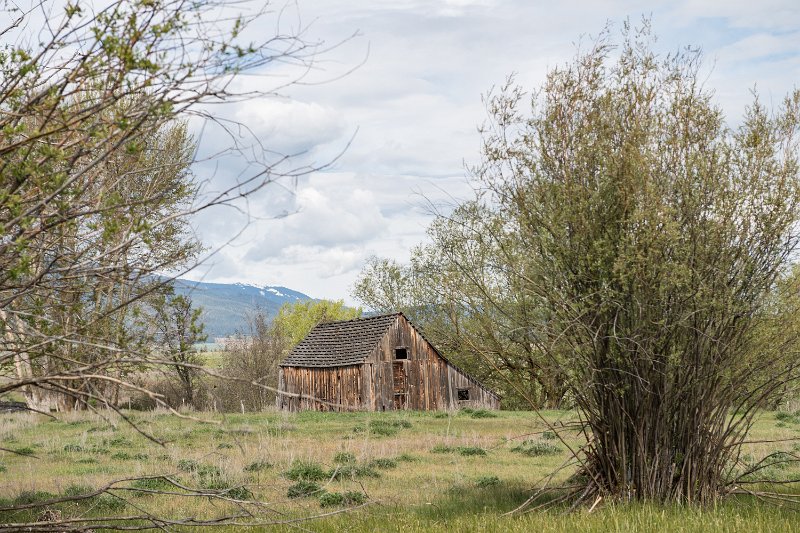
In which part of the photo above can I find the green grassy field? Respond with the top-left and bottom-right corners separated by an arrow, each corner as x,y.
1,408 -> 799,531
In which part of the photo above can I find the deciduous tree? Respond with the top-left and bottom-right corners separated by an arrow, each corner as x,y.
273,299 -> 362,347
0,0 -> 326,413
475,22 -> 800,504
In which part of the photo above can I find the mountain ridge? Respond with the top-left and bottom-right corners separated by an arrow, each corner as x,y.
172,279 -> 314,338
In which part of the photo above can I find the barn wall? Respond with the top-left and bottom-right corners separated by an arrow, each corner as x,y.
444,364 -> 501,410
277,365 -> 364,412
363,315 -> 499,411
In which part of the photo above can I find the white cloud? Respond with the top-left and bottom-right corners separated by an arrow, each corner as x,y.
674,0 -> 800,31
235,98 -> 347,156
715,32 -> 800,64
243,179 -> 389,261
185,0 -> 800,304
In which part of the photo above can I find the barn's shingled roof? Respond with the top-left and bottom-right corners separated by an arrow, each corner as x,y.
280,313 -> 400,368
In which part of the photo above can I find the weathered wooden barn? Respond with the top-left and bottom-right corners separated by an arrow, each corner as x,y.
277,312 -> 500,412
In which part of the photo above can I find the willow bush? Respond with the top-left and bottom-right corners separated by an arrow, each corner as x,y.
474,22 -> 800,504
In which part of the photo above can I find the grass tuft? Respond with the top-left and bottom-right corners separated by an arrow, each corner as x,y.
177,459 -> 222,478
475,475 -> 501,487
368,458 -> 397,469
430,444 -> 487,456
62,484 -> 94,498
775,411 -> 798,423
243,460 -> 272,472
319,490 -> 367,508
130,477 -> 175,494
511,439 -> 562,457
12,491 -> 56,506
458,446 -> 487,457
284,460 -> 328,481
460,407 -> 497,419
287,480 -> 323,499
333,451 -> 356,464
328,463 -> 380,480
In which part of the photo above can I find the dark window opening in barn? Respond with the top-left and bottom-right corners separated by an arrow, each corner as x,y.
457,388 -> 470,401
394,348 -> 408,360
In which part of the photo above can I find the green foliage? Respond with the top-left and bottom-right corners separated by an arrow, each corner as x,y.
430,444 -> 487,456
92,494 -> 128,512
368,458 -> 397,469
775,411 -> 798,424
430,444 -> 454,454
130,477 -> 175,493
274,300 -> 362,347
176,458 -> 200,472
105,436 -> 132,447
333,451 -> 357,464
61,486 -> 129,512
287,481 -> 323,499
0,0 -> 318,420
356,419 -> 412,437
284,460 -> 328,482
150,290 -> 207,409
116,452 -> 147,461
319,490 -> 367,507
328,463 -> 380,480
200,478 -> 253,500
12,491 -> 56,506
460,408 -> 497,419
62,484 -> 94,498
177,459 -> 221,479
457,446 -> 487,457
511,440 -> 562,457
359,20 -> 800,503
475,475 -> 501,488
243,460 -> 273,472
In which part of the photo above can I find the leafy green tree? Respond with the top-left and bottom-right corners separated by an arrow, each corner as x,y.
472,22 -> 800,504
0,0 -> 352,528
353,207 -> 567,410
273,300 -> 362,348
0,0 -> 325,413
4,115 -> 199,411
356,20 -> 800,504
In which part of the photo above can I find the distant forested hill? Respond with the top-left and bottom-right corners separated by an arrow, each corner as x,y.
172,279 -> 313,338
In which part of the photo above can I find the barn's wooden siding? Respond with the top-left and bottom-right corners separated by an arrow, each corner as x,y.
277,365 -> 362,412
278,313 -> 500,412
444,363 -> 500,409
364,314 -> 500,411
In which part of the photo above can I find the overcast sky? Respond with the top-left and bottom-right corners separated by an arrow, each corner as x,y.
186,0 -> 800,305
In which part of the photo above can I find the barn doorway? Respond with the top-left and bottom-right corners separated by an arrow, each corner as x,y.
393,361 -> 408,409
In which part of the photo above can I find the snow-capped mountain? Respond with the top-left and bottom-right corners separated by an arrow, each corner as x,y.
172,279 -> 313,338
